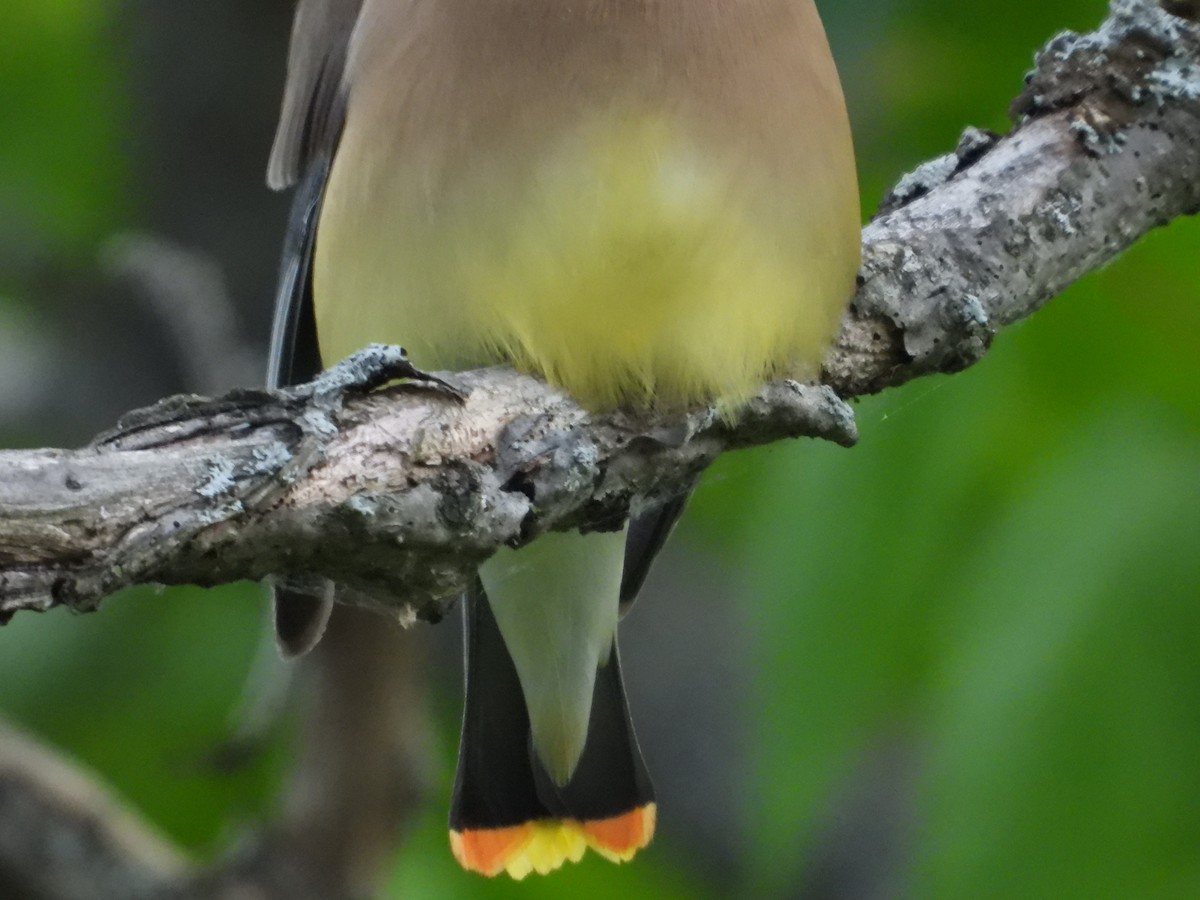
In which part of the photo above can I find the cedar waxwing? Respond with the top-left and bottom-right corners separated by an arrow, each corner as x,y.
267,0 -> 859,879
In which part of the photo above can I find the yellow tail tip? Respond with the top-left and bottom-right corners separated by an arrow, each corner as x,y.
450,805 -> 657,878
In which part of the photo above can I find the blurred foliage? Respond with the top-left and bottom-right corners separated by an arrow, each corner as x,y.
1,0 -> 1198,898
0,0 -> 129,263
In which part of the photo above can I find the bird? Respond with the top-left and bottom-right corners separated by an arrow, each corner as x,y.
265,0 -> 859,879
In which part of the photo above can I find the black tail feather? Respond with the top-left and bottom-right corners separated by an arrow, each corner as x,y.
450,584 -> 654,833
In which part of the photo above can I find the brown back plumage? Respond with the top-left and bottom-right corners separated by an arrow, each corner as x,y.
331,0 -> 853,193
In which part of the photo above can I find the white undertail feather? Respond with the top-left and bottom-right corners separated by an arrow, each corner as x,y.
480,528 -> 628,785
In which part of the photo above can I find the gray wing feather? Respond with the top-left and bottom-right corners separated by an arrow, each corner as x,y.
267,0 -> 363,190
267,0 -> 362,655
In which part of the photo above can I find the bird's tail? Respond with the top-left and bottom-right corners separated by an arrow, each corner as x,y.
449,587 -> 655,879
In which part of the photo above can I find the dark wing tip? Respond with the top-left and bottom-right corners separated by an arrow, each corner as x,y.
272,577 -> 335,657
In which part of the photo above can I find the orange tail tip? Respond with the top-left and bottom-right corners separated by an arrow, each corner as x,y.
450,824 -> 536,878
450,805 -> 656,879
582,803 -> 657,863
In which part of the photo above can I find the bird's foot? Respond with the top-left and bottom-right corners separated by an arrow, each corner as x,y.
295,343 -> 468,403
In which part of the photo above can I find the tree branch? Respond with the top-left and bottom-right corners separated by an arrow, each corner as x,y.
0,724 -> 190,900
2,0 -> 1198,629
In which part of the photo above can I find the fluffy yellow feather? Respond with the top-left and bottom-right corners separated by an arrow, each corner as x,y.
315,109 -> 856,407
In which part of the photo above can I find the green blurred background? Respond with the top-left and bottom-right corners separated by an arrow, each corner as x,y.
1,1 -> 1197,897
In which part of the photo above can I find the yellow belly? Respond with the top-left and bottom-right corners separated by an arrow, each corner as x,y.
314,113 -> 858,410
